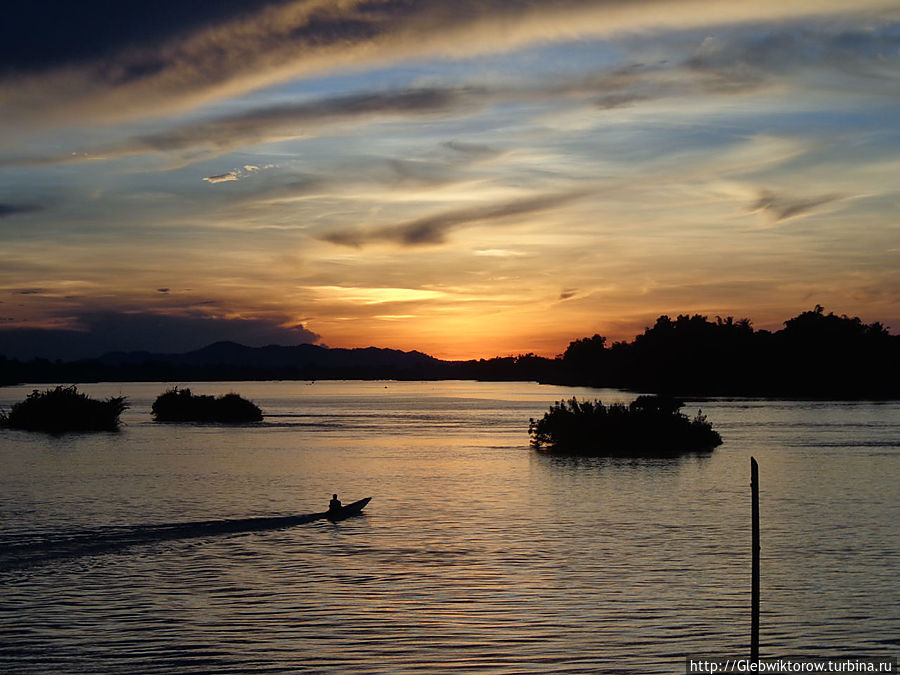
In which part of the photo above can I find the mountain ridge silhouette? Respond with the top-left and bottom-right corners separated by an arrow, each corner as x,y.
93,340 -> 444,369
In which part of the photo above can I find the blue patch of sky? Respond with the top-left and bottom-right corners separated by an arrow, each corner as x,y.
615,18 -> 900,66
223,38 -> 630,106
545,122 -> 739,168
673,104 -> 900,141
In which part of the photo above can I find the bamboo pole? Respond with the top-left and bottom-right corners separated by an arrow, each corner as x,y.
751,456 -> 760,660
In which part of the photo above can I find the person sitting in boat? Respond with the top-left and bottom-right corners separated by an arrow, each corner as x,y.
328,494 -> 342,512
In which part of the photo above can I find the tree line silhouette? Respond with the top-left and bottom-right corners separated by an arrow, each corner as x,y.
552,306 -> 897,398
1,307 -> 897,398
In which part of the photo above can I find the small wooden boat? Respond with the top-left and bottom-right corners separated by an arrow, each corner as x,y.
325,497 -> 372,522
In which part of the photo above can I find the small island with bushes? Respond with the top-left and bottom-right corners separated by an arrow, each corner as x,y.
529,395 -> 722,455
0,385 -> 128,432
151,387 -> 263,423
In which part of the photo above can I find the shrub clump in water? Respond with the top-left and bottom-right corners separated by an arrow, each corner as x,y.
152,388 -> 263,423
528,395 -> 722,455
0,385 -> 128,432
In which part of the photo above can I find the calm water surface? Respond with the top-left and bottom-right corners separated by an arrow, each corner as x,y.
1,381 -> 897,673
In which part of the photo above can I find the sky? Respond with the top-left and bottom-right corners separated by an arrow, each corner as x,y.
1,0 -> 898,361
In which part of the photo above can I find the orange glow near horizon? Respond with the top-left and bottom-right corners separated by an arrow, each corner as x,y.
1,1 -> 898,361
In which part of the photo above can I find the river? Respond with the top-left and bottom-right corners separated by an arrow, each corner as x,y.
1,381 -> 897,673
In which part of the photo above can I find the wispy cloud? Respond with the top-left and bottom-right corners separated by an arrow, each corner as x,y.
442,141 -> 505,162
8,19 -> 900,169
474,249 -> 529,258
3,0 -> 896,126
687,26 -> 900,83
306,286 -> 448,305
323,190 -> 589,247
203,172 -> 241,184
203,164 -> 273,183
139,88 -> 483,155
747,189 -> 844,223
5,87 -> 489,166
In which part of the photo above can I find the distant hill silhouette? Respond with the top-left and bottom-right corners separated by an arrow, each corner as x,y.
0,341 -> 449,384
96,341 -> 441,370
1,307 -> 897,398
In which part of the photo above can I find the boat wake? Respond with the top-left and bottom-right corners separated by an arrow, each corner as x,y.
0,512 -> 329,571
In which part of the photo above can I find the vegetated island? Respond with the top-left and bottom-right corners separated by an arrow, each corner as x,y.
0,385 -> 128,432
151,387 -> 263,423
529,395 -> 722,455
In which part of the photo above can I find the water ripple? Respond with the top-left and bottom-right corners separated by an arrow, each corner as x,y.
1,383 -> 897,673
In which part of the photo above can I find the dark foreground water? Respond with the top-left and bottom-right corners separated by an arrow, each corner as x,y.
1,381 -> 897,673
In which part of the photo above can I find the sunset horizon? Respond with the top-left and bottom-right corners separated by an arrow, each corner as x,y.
0,302 -> 891,364
2,1 -> 898,363
3,5 -> 898,668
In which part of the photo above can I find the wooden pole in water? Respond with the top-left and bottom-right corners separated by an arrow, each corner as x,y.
751,456 -> 760,661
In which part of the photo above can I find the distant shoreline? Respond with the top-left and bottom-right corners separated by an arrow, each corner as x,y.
1,378 -> 897,403
2,308 -> 897,399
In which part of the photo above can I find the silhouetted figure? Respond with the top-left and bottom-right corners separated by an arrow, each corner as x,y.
328,494 -> 342,513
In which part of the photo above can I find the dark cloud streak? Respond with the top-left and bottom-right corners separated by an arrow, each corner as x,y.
5,87 -> 489,167
323,190 -> 589,247
0,0 -> 292,75
136,87 -> 483,153
3,67 -> 693,166
686,25 -> 900,91
443,141 -> 505,162
748,189 -> 843,222
0,203 -> 42,217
